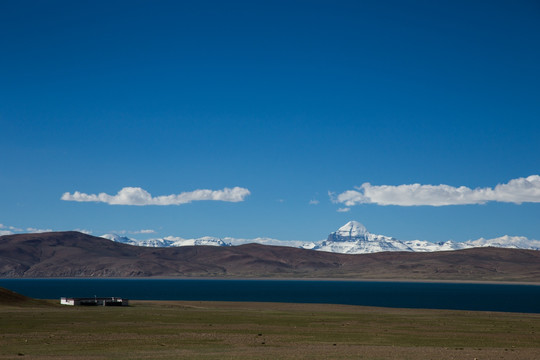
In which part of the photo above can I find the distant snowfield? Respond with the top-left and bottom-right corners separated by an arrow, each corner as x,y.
101,221 -> 540,254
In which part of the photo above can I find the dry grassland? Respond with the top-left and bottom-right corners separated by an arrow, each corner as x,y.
0,300 -> 539,359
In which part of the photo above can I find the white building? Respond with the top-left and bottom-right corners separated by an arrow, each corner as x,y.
60,297 -> 129,306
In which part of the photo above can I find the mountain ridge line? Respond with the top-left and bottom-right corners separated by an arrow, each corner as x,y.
1,231 -> 539,282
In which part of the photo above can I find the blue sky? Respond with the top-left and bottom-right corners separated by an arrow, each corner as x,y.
1,0 -> 539,243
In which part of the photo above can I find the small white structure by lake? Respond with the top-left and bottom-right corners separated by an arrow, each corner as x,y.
60,297 -> 129,306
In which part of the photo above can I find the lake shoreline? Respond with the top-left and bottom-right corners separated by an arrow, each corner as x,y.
2,276 -> 539,285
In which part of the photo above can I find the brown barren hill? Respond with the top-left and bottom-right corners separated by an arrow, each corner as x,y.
0,286 -> 52,307
0,231 -> 539,281
0,286 -> 32,303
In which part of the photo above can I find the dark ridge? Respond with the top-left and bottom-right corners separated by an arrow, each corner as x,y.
0,286 -> 52,306
0,286 -> 32,303
1,231 -> 539,282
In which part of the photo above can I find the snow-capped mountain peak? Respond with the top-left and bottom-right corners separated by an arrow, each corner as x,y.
335,221 -> 368,238
101,233 -> 138,245
164,236 -> 231,247
316,221 -> 412,254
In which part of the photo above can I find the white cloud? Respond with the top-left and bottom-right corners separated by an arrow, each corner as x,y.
337,207 -> 350,212
61,186 -> 251,206
309,199 -> 319,205
132,229 -> 155,234
26,227 -> 53,233
74,229 -> 93,235
162,236 -> 183,241
1,224 -> 22,231
333,175 -> 540,207
108,229 -> 156,235
0,223 -> 53,235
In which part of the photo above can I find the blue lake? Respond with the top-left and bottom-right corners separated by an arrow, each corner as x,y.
1,278 -> 539,313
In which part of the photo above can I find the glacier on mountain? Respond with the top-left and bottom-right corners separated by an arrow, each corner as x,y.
101,220 -> 540,254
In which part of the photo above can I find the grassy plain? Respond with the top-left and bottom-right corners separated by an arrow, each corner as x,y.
1,300 -> 539,360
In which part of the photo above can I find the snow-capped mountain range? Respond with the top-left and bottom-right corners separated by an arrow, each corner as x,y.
101,221 -> 540,254
101,234 -> 230,247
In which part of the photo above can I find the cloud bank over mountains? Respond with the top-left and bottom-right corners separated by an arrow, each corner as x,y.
61,186 -> 251,206
333,175 -> 540,207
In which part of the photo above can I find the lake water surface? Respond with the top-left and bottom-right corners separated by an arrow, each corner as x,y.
1,278 -> 539,313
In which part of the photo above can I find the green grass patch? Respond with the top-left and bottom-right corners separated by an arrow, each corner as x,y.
1,301 -> 539,359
